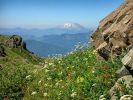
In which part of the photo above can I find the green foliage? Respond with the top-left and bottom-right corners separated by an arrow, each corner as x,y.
0,66 -> 30,99
1,45 -> 128,100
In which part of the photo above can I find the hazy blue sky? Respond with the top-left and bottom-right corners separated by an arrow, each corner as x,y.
0,0 -> 124,29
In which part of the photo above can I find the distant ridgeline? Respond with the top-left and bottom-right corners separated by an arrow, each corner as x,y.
25,32 -> 91,57
0,32 -> 91,57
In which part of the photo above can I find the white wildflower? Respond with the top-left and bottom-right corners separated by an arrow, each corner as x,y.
71,92 -> 77,98
92,83 -> 96,87
55,82 -> 59,87
45,69 -> 49,73
44,83 -> 48,87
99,95 -> 106,100
67,67 -> 69,69
99,98 -> 106,100
38,80 -> 42,84
58,61 -> 61,64
47,77 -> 52,80
99,95 -> 104,98
43,64 -> 48,69
26,75 -> 31,79
43,93 -> 48,97
92,68 -> 95,73
31,91 -> 37,95
61,86 -> 64,88
92,70 -> 95,73
58,93 -> 62,95
69,51 -> 73,55
72,66 -> 74,68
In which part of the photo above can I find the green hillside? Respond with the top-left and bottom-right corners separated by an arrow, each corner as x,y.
0,35 -> 126,100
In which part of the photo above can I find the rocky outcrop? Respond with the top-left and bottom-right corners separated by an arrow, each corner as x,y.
6,35 -> 27,50
91,0 -> 133,60
0,35 -> 28,57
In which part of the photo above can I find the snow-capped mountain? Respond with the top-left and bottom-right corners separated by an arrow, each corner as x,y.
0,22 -> 90,37
48,22 -> 89,34
59,22 -> 87,30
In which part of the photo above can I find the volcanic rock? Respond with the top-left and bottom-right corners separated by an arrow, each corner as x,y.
91,0 -> 133,60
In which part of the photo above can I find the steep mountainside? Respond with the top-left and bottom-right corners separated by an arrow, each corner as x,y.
91,0 -> 133,60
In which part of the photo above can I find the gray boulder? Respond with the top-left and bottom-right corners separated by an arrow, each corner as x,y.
116,66 -> 130,78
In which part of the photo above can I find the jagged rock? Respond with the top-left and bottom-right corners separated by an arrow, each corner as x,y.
91,0 -> 133,60
0,45 -> 6,57
109,75 -> 133,100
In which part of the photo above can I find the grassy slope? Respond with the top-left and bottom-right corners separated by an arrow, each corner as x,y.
23,48 -> 123,100
0,41 -> 124,100
0,42 -> 43,99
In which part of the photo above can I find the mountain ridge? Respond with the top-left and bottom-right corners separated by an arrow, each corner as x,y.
0,23 -> 90,37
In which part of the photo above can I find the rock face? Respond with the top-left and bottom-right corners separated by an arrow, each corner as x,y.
6,35 -> 27,50
92,0 -> 133,98
91,0 -> 133,60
